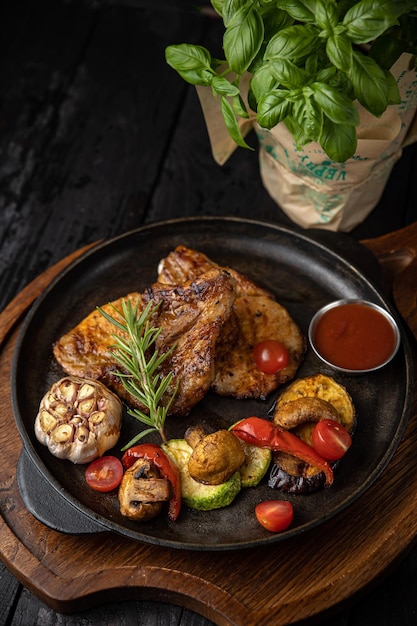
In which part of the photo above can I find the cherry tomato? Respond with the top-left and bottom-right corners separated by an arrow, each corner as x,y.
255,500 -> 294,533
253,340 -> 290,374
85,455 -> 123,492
312,419 -> 352,461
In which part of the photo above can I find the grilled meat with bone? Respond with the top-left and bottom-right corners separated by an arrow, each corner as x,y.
53,267 -> 236,416
157,245 -> 306,399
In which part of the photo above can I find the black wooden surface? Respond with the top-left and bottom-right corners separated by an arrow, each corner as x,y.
1,1 -> 417,624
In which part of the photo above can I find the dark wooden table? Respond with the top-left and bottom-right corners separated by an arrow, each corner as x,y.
1,1 -> 417,625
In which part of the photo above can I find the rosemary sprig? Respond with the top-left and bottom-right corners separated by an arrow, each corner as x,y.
98,298 -> 178,448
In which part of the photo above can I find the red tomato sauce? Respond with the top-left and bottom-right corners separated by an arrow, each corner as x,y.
312,303 -> 397,370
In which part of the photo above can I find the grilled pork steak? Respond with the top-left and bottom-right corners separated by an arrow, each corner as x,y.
157,246 -> 306,399
53,268 -> 236,416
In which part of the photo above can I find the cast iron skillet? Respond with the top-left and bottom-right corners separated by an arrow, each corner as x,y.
11,217 -> 414,551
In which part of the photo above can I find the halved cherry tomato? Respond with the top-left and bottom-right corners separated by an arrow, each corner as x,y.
253,340 -> 289,374
312,419 -> 352,461
255,500 -> 294,533
85,455 -> 123,492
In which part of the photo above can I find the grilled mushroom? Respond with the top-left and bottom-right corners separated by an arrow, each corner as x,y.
118,457 -> 171,521
185,424 -> 245,485
274,397 -> 341,430
35,376 -> 122,464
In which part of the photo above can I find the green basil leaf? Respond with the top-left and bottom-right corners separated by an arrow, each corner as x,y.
165,44 -> 213,73
292,94 -> 323,142
284,116 -> 311,148
211,76 -> 240,97
325,70 -> 355,100
232,93 -> 250,118
314,0 -> 338,32
264,24 -> 319,61
223,6 -> 264,74
257,89 -> 292,128
337,0 -> 363,20
221,0 -> 249,26
343,0 -> 414,45
320,116 -> 357,162
210,0 -> 226,18
349,50 -> 389,116
269,58 -> 308,88
173,68 -> 214,87
278,0 -> 318,24
304,44 -> 331,72
247,88 -> 257,113
221,96 -> 254,149
316,65 -> 338,83
384,69 -> 401,105
369,34 -> 407,69
260,5 -> 294,40
326,33 -> 353,72
250,63 -> 277,102
312,82 -> 359,125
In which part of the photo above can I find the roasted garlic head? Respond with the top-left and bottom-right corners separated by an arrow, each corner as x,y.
35,376 -> 122,464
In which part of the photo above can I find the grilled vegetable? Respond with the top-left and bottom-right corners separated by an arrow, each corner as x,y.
122,443 -> 181,521
238,440 -> 272,488
162,439 -> 241,511
269,374 -> 355,494
274,374 -> 355,432
184,425 -> 245,485
312,419 -> 352,461
230,416 -> 334,486
85,455 -> 123,492
35,376 -> 122,464
255,500 -> 294,533
118,457 -> 171,521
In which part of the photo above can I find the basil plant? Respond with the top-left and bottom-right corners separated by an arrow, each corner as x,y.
166,0 -> 417,162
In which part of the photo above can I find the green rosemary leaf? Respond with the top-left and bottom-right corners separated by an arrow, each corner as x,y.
97,297 -> 177,444
121,427 -> 158,451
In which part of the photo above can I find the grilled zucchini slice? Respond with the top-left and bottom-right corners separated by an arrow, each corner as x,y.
162,439 -> 241,511
238,441 -> 272,487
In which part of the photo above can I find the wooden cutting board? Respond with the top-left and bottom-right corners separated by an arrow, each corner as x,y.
1,223 -> 416,626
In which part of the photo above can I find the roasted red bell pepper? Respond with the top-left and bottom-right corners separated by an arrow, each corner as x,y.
231,416 -> 334,486
122,443 -> 181,521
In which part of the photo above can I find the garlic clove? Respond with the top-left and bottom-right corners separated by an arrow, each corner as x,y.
58,379 -> 78,403
38,409 -> 58,434
51,423 -> 74,443
77,398 -> 96,415
77,382 -> 97,400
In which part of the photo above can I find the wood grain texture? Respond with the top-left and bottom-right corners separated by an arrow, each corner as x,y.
0,227 -> 416,626
363,222 -> 417,339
